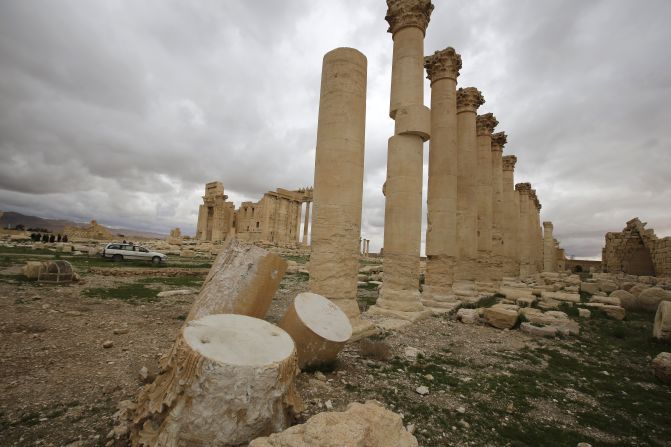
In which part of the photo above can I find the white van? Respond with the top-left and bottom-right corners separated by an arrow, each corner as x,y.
101,243 -> 168,264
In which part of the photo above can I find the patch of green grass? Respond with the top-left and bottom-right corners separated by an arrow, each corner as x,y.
0,274 -> 38,286
0,246 -> 57,256
294,272 -> 309,282
282,254 -> 309,264
357,281 -> 379,290
137,275 -> 204,288
82,283 -> 158,304
558,301 -> 579,317
359,259 -> 380,266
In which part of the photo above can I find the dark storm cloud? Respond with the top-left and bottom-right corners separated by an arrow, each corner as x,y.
0,0 -> 669,258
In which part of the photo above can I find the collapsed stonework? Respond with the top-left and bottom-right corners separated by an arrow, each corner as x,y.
195,181 -> 313,246
62,219 -> 114,240
603,218 -> 670,277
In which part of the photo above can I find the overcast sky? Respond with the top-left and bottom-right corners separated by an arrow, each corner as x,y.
1,0 -> 670,259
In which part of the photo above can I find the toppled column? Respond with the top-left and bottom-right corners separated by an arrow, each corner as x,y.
279,292 -> 352,368
455,87 -> 485,281
309,48 -> 371,335
129,314 -> 301,446
372,0 -> 433,320
501,155 -> 519,276
187,238 -> 287,322
423,47 -> 462,301
516,182 -> 532,276
490,132 -> 506,280
476,113 -> 498,280
543,221 -> 555,272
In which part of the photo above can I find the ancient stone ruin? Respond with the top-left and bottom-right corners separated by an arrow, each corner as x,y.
603,217 -> 671,277
62,219 -> 114,240
195,181 -> 313,246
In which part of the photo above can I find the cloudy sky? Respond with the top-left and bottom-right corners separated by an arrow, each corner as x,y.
1,0 -> 670,259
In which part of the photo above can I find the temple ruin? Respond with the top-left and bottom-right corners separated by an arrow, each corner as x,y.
195,181 -> 313,246
62,219 -> 114,240
603,218 -> 671,277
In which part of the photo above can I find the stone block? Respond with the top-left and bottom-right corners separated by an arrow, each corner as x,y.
541,291 -> 580,303
653,301 -> 671,342
610,289 -> 637,310
483,307 -> 518,329
651,352 -> 671,384
638,287 -> 671,312
520,322 -> 557,338
456,308 -> 479,324
598,280 -> 618,294
394,105 -> 431,141
590,295 -> 620,306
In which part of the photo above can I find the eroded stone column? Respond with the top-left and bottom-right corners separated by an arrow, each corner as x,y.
490,132 -> 506,280
516,182 -> 532,277
455,87 -> 485,281
529,189 -> 542,274
543,221 -> 555,272
501,155 -> 519,276
372,0 -> 433,320
423,47 -> 461,302
475,113 -> 498,281
302,201 -> 311,246
309,47 -> 369,334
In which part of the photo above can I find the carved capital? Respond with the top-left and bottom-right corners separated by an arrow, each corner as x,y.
424,47 -> 461,82
502,155 -> 517,171
476,113 -> 498,136
515,182 -> 531,194
491,132 -> 507,151
456,87 -> 484,113
386,0 -> 434,35
543,221 -> 553,229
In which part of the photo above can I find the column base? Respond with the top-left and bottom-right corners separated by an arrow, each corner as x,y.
366,305 -> 432,322
376,287 -> 425,312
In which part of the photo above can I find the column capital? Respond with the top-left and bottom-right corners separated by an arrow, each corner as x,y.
385,0 -> 434,35
476,113 -> 498,136
502,154 -> 517,171
424,47 -> 461,83
491,132 -> 507,151
456,87 -> 485,113
515,182 -> 531,194
543,221 -> 554,229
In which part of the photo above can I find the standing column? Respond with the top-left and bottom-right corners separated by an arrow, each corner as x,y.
527,188 -> 539,274
302,201 -> 311,246
543,221 -> 555,272
490,132 -> 506,280
365,240 -> 370,256
423,47 -> 462,302
295,201 -> 302,243
360,237 -> 364,255
309,47 -> 370,335
476,113 -> 498,281
455,87 -> 485,281
501,155 -> 519,276
373,0 -> 433,319
516,183 -> 532,277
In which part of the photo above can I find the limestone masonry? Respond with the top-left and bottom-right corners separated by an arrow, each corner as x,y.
603,218 -> 671,277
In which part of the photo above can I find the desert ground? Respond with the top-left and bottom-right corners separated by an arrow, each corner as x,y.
1,247 -> 670,447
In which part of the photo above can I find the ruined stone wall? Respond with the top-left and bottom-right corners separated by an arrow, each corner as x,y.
63,220 -> 114,240
602,218 -> 670,277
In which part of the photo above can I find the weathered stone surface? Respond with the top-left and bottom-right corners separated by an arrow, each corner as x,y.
653,301 -> 671,342
629,283 -> 648,297
590,295 -> 620,306
22,261 -> 43,279
578,308 -> 591,318
580,282 -> 599,295
520,322 -> 557,338
584,303 -> 626,320
610,289 -> 637,310
456,308 -> 478,324
249,401 -> 418,447
483,306 -> 518,329
520,308 -> 579,335
638,287 -> 671,312
651,352 -> 671,384
541,291 -> 580,303
598,280 -> 618,294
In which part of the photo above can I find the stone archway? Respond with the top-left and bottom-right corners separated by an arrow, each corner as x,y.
621,238 -> 655,276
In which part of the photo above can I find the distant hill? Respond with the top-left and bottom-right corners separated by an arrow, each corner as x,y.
0,211 -> 167,239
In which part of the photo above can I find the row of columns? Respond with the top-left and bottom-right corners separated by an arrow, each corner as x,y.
360,238 -> 370,256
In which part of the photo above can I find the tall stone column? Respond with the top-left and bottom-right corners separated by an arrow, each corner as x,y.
372,0 -> 433,320
309,47 -> 371,335
490,132 -> 506,280
527,188 -> 540,274
302,201 -> 311,246
475,113 -> 498,281
543,221 -> 555,272
423,47 -> 461,302
516,182 -> 532,277
501,155 -> 519,276
455,87 -> 485,281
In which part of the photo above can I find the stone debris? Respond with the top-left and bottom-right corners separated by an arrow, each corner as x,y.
404,347 -> 423,362
653,301 -> 671,342
483,305 -> 519,329
156,289 -> 196,298
456,308 -> 479,324
249,401 -> 418,447
102,340 -> 114,349
651,352 -> 671,384
638,287 -> 671,312
415,386 -> 430,396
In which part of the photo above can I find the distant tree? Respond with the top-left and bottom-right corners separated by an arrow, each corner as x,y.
30,233 -> 37,241
49,234 -> 55,243
57,234 -> 62,242
42,234 -> 49,242
62,235 -> 68,243
15,224 -> 25,231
